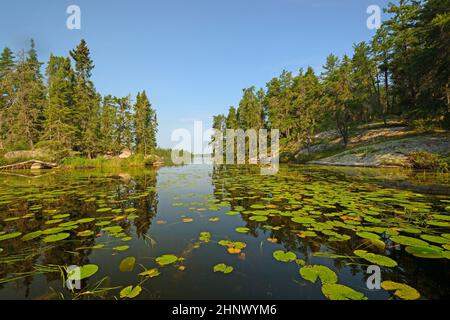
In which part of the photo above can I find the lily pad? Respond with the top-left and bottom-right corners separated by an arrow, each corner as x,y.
113,245 -> 130,251
156,254 -> 178,266
273,250 -> 297,263
199,232 -> 211,242
420,235 -> 449,244
77,230 -> 94,237
321,284 -> 368,300
299,265 -> 338,285
354,250 -> 397,267
381,281 -> 420,300
139,268 -> 160,278
235,227 -> 250,234
390,235 -> 429,247
67,264 -> 99,281
356,231 -> 381,240
249,216 -> 268,222
213,263 -> 234,274
405,246 -> 444,259
22,231 -> 43,241
119,257 -> 136,272
43,233 -> 70,243
0,232 -> 22,242
120,285 -> 142,299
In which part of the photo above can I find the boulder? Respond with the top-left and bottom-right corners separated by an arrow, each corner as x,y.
30,163 -> 43,170
118,149 -> 132,159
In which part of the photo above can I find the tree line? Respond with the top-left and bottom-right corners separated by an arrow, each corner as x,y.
213,0 -> 449,151
0,39 -> 158,158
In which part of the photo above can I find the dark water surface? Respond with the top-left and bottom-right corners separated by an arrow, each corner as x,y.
0,165 -> 449,300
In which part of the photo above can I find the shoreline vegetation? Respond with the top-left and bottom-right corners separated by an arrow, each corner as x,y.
0,39 -> 161,169
211,0 -> 449,172
1,1 -> 449,172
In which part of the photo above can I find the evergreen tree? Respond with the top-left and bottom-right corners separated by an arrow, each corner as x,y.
70,39 -> 100,158
351,42 -> 380,123
293,67 -> 322,151
115,95 -> 133,152
99,95 -> 119,154
134,91 -> 157,156
0,47 -> 15,148
226,106 -> 238,129
237,87 -> 263,131
0,47 -> 15,79
43,55 -> 76,147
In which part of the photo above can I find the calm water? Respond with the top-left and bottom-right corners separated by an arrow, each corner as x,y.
0,164 -> 449,300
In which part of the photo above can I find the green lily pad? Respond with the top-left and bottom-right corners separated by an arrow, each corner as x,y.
213,263 -> 234,274
291,217 -> 315,224
43,233 -> 70,243
390,235 -> 429,247
119,257 -> 136,272
354,250 -> 397,267
113,245 -> 130,251
77,218 -> 96,224
77,230 -> 94,237
156,254 -> 178,266
299,265 -> 338,285
22,231 -> 43,241
321,284 -> 368,300
67,264 -> 99,281
420,235 -> 449,244
139,268 -> 160,278
199,232 -> 211,242
356,231 -> 381,240
235,227 -> 250,234
120,285 -> 142,299
0,232 -> 22,242
273,250 -> 297,262
381,281 -> 420,300
405,246 -> 444,259
249,216 -> 268,222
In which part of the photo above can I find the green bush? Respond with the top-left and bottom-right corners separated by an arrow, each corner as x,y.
408,118 -> 437,133
408,151 -> 448,172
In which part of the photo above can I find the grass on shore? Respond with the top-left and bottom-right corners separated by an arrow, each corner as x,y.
60,155 -> 155,169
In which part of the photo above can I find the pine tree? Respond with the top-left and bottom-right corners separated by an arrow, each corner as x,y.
0,47 -> 15,148
43,55 -> 76,147
351,42 -> 380,123
134,91 -> 157,156
99,95 -> 119,154
322,54 -> 355,146
266,71 -> 295,138
115,96 -> 133,152
237,87 -> 263,131
70,39 -> 100,158
385,0 -> 421,115
293,67 -> 322,151
0,47 -> 15,79
372,26 -> 393,117
3,40 -> 45,150
226,106 -> 238,129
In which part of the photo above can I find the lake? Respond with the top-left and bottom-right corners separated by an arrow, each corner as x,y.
0,164 -> 449,300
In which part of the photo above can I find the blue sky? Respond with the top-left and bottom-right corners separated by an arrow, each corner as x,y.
0,0 -> 391,149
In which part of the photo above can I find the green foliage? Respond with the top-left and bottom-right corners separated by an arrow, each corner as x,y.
408,151 -> 448,172
134,91 -> 157,156
211,0 -> 449,158
0,39 -> 160,162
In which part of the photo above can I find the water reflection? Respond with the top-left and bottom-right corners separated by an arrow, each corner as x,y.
0,165 -> 449,300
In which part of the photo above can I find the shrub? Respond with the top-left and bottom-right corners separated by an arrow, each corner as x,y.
408,151 -> 448,172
